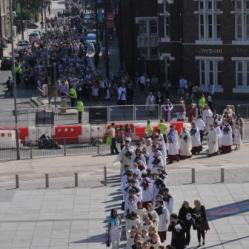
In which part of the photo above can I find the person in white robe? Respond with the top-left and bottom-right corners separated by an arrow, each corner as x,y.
233,124 -> 241,150
118,138 -> 135,174
221,122 -> 233,153
207,124 -> 219,156
190,123 -> 202,155
167,126 -> 180,163
214,122 -> 222,150
179,126 -> 192,159
202,105 -> 214,130
195,116 -> 206,144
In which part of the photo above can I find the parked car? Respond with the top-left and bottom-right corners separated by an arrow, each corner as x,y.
17,40 -> 29,50
26,22 -> 39,29
86,32 -> 96,44
29,31 -> 40,43
1,57 -> 12,70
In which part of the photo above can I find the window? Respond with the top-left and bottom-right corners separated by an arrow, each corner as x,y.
235,60 -> 249,88
197,0 -> 222,41
234,0 -> 249,41
138,20 -> 147,36
162,0 -> 170,39
198,58 -> 223,90
137,17 -> 159,60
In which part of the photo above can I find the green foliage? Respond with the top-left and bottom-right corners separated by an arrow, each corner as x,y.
15,0 -> 45,20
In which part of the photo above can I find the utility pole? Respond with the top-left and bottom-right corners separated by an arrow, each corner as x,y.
20,0 -> 24,40
0,0 -> 3,58
9,0 -> 21,160
104,0 -> 110,79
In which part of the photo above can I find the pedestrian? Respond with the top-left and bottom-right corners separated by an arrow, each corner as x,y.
221,121 -> 233,154
198,93 -> 207,113
207,124 -> 219,157
158,119 -> 167,143
76,98 -> 84,124
233,123 -> 241,150
107,209 -> 122,249
156,91 -> 164,106
168,213 -> 186,249
190,122 -> 202,155
192,200 -> 209,247
167,126 -> 180,163
195,115 -> 206,144
155,200 -> 170,243
117,83 -> 127,105
163,99 -> 174,122
146,92 -> 156,115
178,201 -> 193,247
145,120 -> 153,138
68,86 -> 77,107
179,126 -> 192,159
109,123 -> 119,155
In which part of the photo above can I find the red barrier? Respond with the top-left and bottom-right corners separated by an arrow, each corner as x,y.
19,127 -> 28,142
53,125 -> 82,144
170,121 -> 184,133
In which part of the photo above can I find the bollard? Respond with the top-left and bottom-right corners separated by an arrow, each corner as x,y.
45,174 -> 49,188
15,175 -> 19,188
192,168 -> 196,184
74,173 -> 78,187
221,168 -> 225,183
64,139 -> 66,156
104,166 -> 107,186
30,143 -> 33,159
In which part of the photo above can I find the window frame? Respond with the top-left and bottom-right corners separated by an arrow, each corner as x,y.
197,0 -> 222,42
234,0 -> 249,41
198,58 -> 223,91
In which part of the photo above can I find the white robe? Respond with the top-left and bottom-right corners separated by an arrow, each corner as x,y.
118,146 -> 135,168
167,130 -> 179,156
190,128 -> 201,147
203,109 -> 213,127
233,127 -> 241,145
208,128 -> 219,155
179,131 -> 192,157
215,126 -> 222,148
221,125 -> 233,146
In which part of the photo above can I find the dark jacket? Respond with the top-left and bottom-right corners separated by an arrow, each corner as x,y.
193,205 -> 210,231
168,219 -> 186,249
178,206 -> 194,228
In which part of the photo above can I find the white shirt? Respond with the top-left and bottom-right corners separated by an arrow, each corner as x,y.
195,118 -> 205,131
118,87 -> 127,101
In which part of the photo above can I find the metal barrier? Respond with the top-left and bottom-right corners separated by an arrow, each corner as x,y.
0,104 -> 188,127
0,139 -> 111,161
237,104 -> 249,119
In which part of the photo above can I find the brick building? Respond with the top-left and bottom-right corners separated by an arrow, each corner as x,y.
117,0 -> 249,98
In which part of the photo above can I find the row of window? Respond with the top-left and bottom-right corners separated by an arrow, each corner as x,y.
199,58 -> 249,89
137,0 -> 249,43
197,0 -> 249,41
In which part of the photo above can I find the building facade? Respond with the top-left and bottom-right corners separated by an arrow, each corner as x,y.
117,0 -> 249,98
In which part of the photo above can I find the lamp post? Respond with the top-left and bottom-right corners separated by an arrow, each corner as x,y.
9,0 -> 20,160
0,0 -> 3,58
104,0 -> 110,79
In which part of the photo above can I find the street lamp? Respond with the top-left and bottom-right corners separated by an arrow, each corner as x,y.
104,0 -> 110,79
9,0 -> 20,160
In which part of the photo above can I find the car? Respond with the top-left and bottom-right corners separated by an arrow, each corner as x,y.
29,31 -> 40,43
1,57 -> 12,70
26,22 -> 39,29
17,40 -> 29,50
86,32 -> 97,44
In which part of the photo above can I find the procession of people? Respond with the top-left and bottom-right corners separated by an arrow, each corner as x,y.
107,104 -> 242,249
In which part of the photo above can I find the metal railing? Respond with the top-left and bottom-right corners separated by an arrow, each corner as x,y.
0,104 -> 187,127
0,139 -> 111,161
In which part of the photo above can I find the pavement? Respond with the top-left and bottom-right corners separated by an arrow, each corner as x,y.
1,183 -> 249,248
